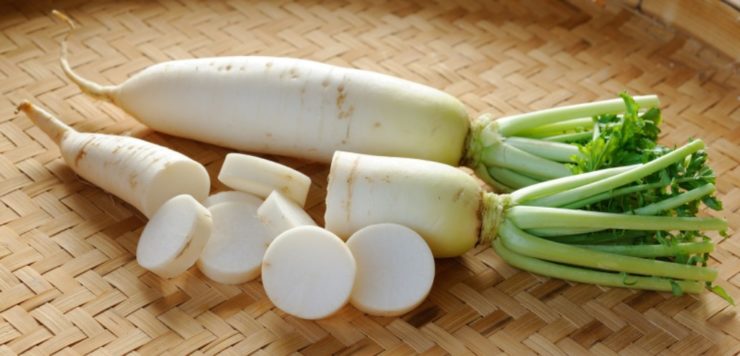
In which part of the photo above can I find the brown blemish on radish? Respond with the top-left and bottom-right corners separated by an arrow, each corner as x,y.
289,68 -> 299,79
336,84 -> 346,110
129,174 -> 138,189
453,188 -> 465,202
345,156 -> 360,223
373,122 -> 381,128
322,78 -> 330,87
175,238 -> 193,259
265,62 -> 273,69
74,138 -> 95,167
226,65 -> 232,71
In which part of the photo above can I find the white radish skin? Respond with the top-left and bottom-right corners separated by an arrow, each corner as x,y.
262,226 -> 356,320
218,153 -> 311,206
325,151 -> 482,258
136,195 -> 212,278
203,190 -> 262,208
257,191 -> 317,238
346,224 -> 435,316
17,101 -> 210,218
63,52 -> 469,165
197,200 -> 272,284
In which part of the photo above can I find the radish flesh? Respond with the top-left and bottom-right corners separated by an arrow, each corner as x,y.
136,195 -> 212,278
17,101 -> 209,217
197,200 -> 271,284
257,191 -> 317,238
218,153 -> 311,206
346,224 -> 435,316
203,190 -> 262,208
262,226 -> 356,319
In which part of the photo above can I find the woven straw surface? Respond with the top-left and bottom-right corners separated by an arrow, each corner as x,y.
1,0 -> 738,354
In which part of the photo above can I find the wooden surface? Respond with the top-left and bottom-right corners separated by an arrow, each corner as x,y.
1,0 -> 738,354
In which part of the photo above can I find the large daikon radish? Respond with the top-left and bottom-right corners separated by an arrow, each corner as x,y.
17,101 -> 209,217
257,191 -> 317,238
197,200 -> 271,284
325,151 -> 481,257
262,226 -> 356,319
218,153 -> 311,206
346,224 -> 435,316
136,195 -> 212,278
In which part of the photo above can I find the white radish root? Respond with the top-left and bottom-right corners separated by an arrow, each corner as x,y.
203,190 -> 262,208
257,191 -> 317,238
262,226 -> 356,319
136,195 -> 212,279
55,13 -> 469,165
218,153 -> 311,206
325,151 -> 482,258
346,223 -> 435,316
17,101 -> 210,217
197,200 -> 271,284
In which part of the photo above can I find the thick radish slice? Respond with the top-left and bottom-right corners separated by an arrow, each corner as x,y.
218,153 -> 311,206
203,190 -> 261,208
18,101 -> 210,218
197,200 -> 271,284
346,224 -> 435,316
262,226 -> 356,319
136,195 -> 212,278
257,191 -> 317,238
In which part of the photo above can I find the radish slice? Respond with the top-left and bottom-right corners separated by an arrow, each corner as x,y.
136,195 -> 213,278
218,153 -> 311,206
346,224 -> 435,316
197,200 -> 271,284
257,191 -> 317,238
262,226 -> 356,319
203,190 -> 262,208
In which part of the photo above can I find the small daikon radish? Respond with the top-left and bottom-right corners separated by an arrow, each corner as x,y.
17,101 -> 209,217
346,224 -> 435,316
203,190 -> 261,208
218,153 -> 311,206
325,151 -> 481,257
136,195 -> 212,278
257,191 -> 317,238
197,200 -> 271,284
262,226 -> 356,319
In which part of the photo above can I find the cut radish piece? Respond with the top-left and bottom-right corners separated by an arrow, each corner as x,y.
197,200 -> 271,284
218,153 -> 311,206
346,224 -> 435,316
258,191 -> 317,238
262,226 -> 356,319
203,190 -> 261,208
136,195 -> 212,278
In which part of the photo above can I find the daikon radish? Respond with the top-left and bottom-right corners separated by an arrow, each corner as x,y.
197,200 -> 271,284
218,153 -> 311,206
136,195 -> 212,278
324,149 -> 730,300
17,101 -> 209,217
346,224 -> 434,316
262,226 -> 356,319
257,191 -> 316,238
203,190 -> 261,208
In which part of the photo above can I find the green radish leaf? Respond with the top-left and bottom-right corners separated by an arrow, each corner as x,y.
708,285 -> 735,306
670,280 -> 684,296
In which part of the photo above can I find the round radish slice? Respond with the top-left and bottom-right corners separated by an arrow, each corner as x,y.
257,190 -> 317,238
218,153 -> 311,206
262,226 -> 356,319
203,190 -> 261,208
197,199 -> 271,284
136,195 -> 212,279
346,223 -> 435,316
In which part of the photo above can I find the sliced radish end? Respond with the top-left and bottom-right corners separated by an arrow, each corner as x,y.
262,226 -> 356,319
197,199 -> 271,284
257,190 -> 317,238
136,194 -> 212,279
218,153 -> 311,206
346,223 -> 435,316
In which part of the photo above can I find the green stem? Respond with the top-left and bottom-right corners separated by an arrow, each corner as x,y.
488,167 -> 540,190
499,220 -> 717,282
496,95 -> 660,136
634,184 -> 715,215
492,239 -> 704,293
564,182 -> 667,209
519,117 -> 594,137
542,131 -> 593,143
474,165 -> 514,193
507,206 -> 728,232
526,227 -> 603,237
580,242 -> 714,258
511,165 -> 635,204
505,137 -> 582,162
543,230 -> 646,244
526,139 -> 704,207
481,143 -> 572,180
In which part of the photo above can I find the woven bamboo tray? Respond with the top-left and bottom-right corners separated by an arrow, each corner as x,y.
1,0 -> 738,354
